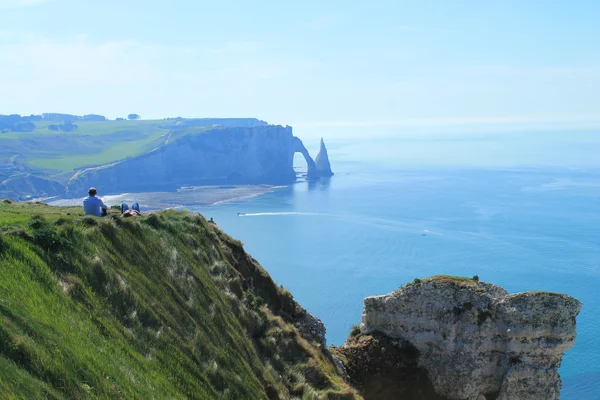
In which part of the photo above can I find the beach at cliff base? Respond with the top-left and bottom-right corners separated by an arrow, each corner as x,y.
46,184 -> 282,210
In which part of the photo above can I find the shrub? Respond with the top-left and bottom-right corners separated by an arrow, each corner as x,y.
79,216 -> 98,227
299,361 -> 329,389
54,217 -> 68,226
413,278 -> 422,284
472,275 -> 480,282
30,223 -> 68,252
28,215 -> 46,230
143,213 -> 162,229
349,324 -> 361,339
247,291 -> 264,309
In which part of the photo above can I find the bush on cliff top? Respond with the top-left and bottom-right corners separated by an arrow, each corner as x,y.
0,201 -> 357,399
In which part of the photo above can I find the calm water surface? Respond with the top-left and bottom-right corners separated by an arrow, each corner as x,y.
192,131 -> 600,399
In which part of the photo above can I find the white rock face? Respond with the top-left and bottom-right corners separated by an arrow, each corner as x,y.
66,125 -> 322,196
360,277 -> 582,400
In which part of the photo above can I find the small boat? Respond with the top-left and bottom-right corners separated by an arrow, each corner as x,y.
237,212 -> 246,216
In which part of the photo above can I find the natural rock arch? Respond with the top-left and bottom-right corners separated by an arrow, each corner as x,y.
292,136 -> 318,180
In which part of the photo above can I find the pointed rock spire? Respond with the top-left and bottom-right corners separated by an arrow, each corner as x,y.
315,138 -> 334,177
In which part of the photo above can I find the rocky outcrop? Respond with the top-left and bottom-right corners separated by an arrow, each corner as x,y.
315,138 -> 334,177
350,276 -> 581,400
292,136 -> 318,180
294,306 -> 326,344
334,333 -> 445,400
66,126 -> 331,196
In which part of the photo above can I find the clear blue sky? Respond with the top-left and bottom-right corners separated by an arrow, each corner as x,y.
1,0 -> 600,135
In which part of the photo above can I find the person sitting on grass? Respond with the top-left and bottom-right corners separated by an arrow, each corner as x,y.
83,187 -> 108,217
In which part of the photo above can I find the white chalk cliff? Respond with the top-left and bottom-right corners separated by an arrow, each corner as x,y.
360,276 -> 581,400
66,125 -> 332,196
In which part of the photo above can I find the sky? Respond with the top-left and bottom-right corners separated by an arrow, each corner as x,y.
1,0 -> 600,136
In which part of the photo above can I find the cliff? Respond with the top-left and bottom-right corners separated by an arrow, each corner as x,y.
315,138 -> 334,177
0,203 -> 582,399
336,275 -> 581,400
0,174 -> 65,200
66,125 -> 329,196
170,117 -> 268,128
0,201 -> 357,399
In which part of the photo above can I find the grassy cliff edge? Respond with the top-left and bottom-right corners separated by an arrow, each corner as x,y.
0,200 -> 357,399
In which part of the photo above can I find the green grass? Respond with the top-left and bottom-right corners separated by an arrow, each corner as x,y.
0,201 -> 81,228
29,131 -> 165,171
10,121 -> 216,172
400,275 -> 481,291
26,121 -> 173,171
0,120 -> 169,140
0,201 -> 357,399
426,275 -> 478,283
0,356 -> 62,399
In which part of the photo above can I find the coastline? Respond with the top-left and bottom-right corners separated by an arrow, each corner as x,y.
45,184 -> 283,210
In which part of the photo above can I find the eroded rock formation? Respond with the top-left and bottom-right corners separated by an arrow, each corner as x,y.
292,136 -> 318,180
315,138 -> 334,177
342,276 -> 581,400
294,305 -> 326,344
334,333 -> 446,400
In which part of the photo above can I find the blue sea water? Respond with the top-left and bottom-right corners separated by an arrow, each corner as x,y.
192,130 -> 600,399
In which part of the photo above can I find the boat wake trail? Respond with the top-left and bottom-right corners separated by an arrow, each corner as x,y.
238,212 -> 324,217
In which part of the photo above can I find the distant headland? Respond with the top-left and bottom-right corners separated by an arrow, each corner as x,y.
0,114 -> 333,200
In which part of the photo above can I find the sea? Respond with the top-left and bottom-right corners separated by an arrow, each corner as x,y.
189,129 -> 600,399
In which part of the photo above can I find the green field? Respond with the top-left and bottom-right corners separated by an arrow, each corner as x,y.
0,120 -> 215,175
0,120 -> 166,140
0,201 -> 357,399
28,127 -> 169,171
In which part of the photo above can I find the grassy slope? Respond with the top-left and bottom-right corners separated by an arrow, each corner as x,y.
0,120 -> 165,140
0,201 -> 357,399
1,120 -> 216,173
22,121 -> 172,172
29,133 -> 167,171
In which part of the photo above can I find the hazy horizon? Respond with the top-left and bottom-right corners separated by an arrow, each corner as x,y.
2,1 -> 600,137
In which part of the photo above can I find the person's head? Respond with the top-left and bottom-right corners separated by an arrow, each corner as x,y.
88,187 -> 97,197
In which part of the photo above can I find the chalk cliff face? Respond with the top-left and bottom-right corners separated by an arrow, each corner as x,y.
0,174 -> 65,200
353,276 -> 581,400
66,125 -> 327,196
315,138 -> 334,177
